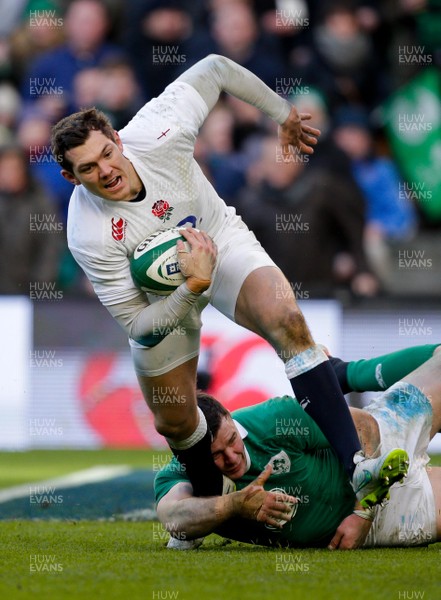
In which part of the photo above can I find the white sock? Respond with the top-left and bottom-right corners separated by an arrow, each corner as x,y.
167,407 -> 208,450
285,345 -> 328,380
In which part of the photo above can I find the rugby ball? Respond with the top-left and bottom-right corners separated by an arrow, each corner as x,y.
130,228 -> 189,295
264,488 -> 297,531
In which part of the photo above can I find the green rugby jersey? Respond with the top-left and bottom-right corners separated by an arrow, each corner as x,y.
154,397 -> 355,547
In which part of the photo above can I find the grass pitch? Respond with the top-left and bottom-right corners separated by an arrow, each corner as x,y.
0,450 -> 440,600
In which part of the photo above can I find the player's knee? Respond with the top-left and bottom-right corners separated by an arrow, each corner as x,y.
271,305 -> 311,347
154,415 -> 195,440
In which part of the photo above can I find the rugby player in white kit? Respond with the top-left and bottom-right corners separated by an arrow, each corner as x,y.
52,55 -> 407,511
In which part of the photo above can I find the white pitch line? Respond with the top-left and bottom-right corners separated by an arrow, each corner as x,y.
111,508 -> 158,521
0,465 -> 132,503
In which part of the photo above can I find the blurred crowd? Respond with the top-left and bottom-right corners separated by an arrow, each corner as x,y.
0,0 -> 440,298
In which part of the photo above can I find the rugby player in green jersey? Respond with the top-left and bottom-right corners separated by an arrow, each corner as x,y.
154,344 -> 441,549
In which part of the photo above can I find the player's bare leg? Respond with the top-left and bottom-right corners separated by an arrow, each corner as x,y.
136,357 -> 224,496
349,408 -> 381,457
235,266 -> 312,358
235,265 -> 406,507
136,357 -> 199,440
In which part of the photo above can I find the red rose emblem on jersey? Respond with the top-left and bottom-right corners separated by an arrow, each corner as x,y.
152,200 -> 174,222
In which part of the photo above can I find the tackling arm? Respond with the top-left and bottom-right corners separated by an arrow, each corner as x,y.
156,465 -> 297,540
156,481 -> 237,540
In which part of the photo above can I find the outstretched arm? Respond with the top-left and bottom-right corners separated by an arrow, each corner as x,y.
178,54 -> 320,155
157,465 -> 297,540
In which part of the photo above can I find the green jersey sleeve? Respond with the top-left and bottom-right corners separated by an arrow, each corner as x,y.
154,457 -> 190,504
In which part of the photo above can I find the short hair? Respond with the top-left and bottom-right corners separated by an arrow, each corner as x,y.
197,391 -> 230,439
51,107 -> 115,172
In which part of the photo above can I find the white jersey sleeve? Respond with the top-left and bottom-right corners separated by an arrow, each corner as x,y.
70,246 -> 137,306
67,187 -> 139,307
177,54 -> 291,125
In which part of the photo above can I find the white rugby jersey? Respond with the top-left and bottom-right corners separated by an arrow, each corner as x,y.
67,81 -> 238,307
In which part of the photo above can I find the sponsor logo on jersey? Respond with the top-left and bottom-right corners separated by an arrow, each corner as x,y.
268,451 -> 291,474
152,200 -> 174,222
177,215 -> 197,228
299,396 -> 310,409
111,217 -> 126,241
375,364 -> 387,389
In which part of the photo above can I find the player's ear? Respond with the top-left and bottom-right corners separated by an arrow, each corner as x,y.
113,130 -> 123,151
61,169 -> 81,186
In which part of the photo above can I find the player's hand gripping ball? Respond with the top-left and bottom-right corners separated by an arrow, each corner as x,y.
130,228 -> 190,295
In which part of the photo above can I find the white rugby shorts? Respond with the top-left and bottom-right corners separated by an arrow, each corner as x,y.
130,217 -> 277,376
363,382 -> 437,547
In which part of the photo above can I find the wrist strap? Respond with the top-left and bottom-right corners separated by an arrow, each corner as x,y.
186,277 -> 211,294
353,508 -> 374,521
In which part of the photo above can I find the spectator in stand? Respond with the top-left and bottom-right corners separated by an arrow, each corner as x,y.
121,0 -> 212,101
68,58 -> 144,132
194,103 -> 236,188
0,83 -> 22,144
0,0 -> 28,38
94,58 -> 144,131
196,102 -> 264,202
380,0 -> 441,88
209,1 -> 288,87
0,145 -> 62,294
17,111 -> 73,224
0,0 -> 30,85
22,0 -> 123,117
9,0 -> 64,84
332,106 -> 418,284
196,86 -> 288,203
71,66 -> 103,112
289,87 -> 357,178
236,135 -> 379,298
254,0 -> 312,67
298,3 -> 386,112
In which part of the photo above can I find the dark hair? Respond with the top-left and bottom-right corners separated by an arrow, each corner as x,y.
197,391 -> 230,438
51,107 -> 115,172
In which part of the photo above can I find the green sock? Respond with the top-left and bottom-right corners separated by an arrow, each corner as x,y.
347,344 -> 440,392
